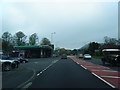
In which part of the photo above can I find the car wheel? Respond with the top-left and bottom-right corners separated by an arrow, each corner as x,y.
23,61 -> 26,63
4,64 -> 12,71
16,63 -> 19,68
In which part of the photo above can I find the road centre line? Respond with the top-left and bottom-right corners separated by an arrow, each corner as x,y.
37,60 -> 59,76
92,72 -> 115,88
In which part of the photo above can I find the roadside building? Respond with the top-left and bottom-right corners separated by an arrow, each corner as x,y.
14,45 -> 53,58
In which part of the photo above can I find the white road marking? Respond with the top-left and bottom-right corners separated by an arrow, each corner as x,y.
89,68 -> 117,73
76,62 -> 79,64
91,70 -> 118,72
92,72 -> 116,88
102,70 -> 118,72
16,68 -> 36,89
37,60 -> 59,76
85,66 -> 105,68
91,70 -> 101,71
81,65 -> 87,70
22,82 -> 32,89
101,76 -> 120,78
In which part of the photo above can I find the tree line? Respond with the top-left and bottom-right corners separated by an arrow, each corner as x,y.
54,36 -> 120,56
1,31 -> 51,53
78,36 -> 120,56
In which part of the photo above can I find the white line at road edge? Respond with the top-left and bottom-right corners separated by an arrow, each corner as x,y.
92,72 -> 116,88
76,62 -> 79,64
81,65 -> 87,70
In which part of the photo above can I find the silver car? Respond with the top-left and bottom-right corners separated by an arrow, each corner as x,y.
83,54 -> 92,59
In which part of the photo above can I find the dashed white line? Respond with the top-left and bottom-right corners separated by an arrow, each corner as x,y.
92,72 -> 116,88
37,60 -> 59,76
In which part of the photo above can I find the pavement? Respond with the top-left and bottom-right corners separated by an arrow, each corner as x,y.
70,56 -> 120,89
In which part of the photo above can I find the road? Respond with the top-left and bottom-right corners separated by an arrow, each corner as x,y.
28,57 -> 111,88
2,57 -> 59,89
2,56 -> 119,89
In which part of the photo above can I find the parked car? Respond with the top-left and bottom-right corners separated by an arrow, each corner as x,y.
52,54 -> 58,57
0,59 -> 19,71
9,57 -> 28,63
101,49 -> 120,66
83,54 -> 92,59
61,54 -> 67,59
2,54 -> 20,68
78,54 -> 83,58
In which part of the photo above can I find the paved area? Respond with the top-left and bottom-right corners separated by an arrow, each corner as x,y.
28,57 -> 112,88
70,56 -> 120,88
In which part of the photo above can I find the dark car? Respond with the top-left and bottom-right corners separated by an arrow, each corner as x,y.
78,54 -> 83,58
61,54 -> 67,59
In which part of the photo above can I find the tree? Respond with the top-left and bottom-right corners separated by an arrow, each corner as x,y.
2,32 -> 13,52
29,33 -> 39,45
14,31 -> 27,46
71,49 -> 78,55
40,38 -> 51,45
88,42 -> 100,55
103,36 -> 119,49
2,32 -> 12,42
104,36 -> 118,45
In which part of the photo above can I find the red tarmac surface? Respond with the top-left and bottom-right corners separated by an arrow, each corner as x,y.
70,56 -> 120,89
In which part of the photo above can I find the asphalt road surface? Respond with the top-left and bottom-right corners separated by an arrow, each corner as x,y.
2,57 -> 59,89
28,57 -> 112,88
2,57 -> 119,89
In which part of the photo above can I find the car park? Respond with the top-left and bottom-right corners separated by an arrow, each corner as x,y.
83,54 -> 92,59
61,54 -> 67,59
101,49 -> 120,66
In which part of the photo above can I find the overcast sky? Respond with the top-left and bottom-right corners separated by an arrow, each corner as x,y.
1,0 -> 119,49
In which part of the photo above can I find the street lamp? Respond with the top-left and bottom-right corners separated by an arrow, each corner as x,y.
51,32 -> 56,44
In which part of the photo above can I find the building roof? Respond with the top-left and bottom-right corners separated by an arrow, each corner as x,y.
102,49 -> 120,52
14,45 -> 53,49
